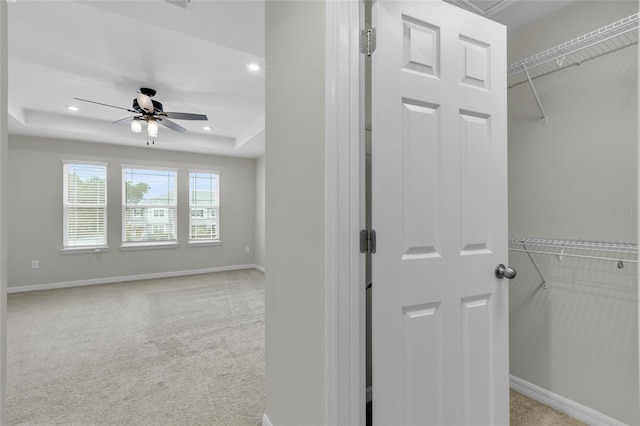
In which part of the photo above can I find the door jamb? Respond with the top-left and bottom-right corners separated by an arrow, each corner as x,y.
325,0 -> 366,425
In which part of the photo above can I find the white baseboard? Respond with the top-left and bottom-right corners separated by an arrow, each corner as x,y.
254,264 -> 266,273
263,379 -> 626,426
8,264 -> 264,293
510,375 -> 626,426
262,413 -> 273,426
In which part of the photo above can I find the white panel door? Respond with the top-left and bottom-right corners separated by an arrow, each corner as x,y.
371,1 -> 509,425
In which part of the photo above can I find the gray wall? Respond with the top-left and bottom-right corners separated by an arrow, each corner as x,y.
0,1 -> 8,420
8,135 -> 257,289
265,1 -> 327,424
508,2 -> 638,241
507,1 -> 639,424
255,155 -> 265,270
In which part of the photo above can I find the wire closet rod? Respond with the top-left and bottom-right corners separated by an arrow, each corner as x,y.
509,248 -> 638,264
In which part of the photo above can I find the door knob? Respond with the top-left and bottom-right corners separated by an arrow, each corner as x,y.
495,264 -> 517,279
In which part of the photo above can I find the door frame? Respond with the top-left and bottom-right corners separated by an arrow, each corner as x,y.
324,0 -> 366,425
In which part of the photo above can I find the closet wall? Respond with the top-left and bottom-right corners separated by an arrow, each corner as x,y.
507,2 -> 639,424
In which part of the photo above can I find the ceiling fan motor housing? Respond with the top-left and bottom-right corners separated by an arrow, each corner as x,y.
132,98 -> 164,114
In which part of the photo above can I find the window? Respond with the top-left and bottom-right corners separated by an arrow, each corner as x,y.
123,167 -> 177,244
189,171 -> 219,241
63,162 -> 107,248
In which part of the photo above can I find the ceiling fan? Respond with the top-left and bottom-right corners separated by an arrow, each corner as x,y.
74,88 -> 208,139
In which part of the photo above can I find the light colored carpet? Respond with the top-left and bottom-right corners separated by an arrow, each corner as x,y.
510,390 -> 587,426
7,269 -> 265,426
8,269 -> 588,426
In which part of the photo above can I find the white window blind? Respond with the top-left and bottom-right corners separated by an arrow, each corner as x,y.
189,171 -> 219,241
122,167 -> 177,244
63,162 -> 107,248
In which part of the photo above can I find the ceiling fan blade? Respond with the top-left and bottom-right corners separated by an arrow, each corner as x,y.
112,116 -> 137,124
158,117 -> 187,133
74,98 -> 137,113
160,112 -> 208,121
137,93 -> 154,113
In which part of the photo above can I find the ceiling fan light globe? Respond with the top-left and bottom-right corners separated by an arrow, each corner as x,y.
147,119 -> 159,138
131,118 -> 142,133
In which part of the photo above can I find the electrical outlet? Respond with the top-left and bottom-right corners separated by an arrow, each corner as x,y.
31,260 -> 39,269
245,246 -> 250,253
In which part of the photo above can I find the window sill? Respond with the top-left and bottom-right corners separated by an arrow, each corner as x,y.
119,242 -> 180,251
60,246 -> 110,255
188,240 -> 222,247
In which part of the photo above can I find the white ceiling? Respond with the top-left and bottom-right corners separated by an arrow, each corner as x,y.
446,0 -> 578,31
7,0 -> 575,159
484,0 -> 579,32
7,0 -> 265,158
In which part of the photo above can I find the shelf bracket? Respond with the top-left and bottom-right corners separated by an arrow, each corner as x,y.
523,65 -> 548,124
522,243 -> 548,289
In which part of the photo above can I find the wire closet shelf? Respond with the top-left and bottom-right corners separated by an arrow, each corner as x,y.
509,236 -> 638,264
507,13 -> 639,88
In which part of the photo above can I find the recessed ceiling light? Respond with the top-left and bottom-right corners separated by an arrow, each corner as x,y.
203,126 -> 211,131
67,105 -> 79,112
246,63 -> 260,72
